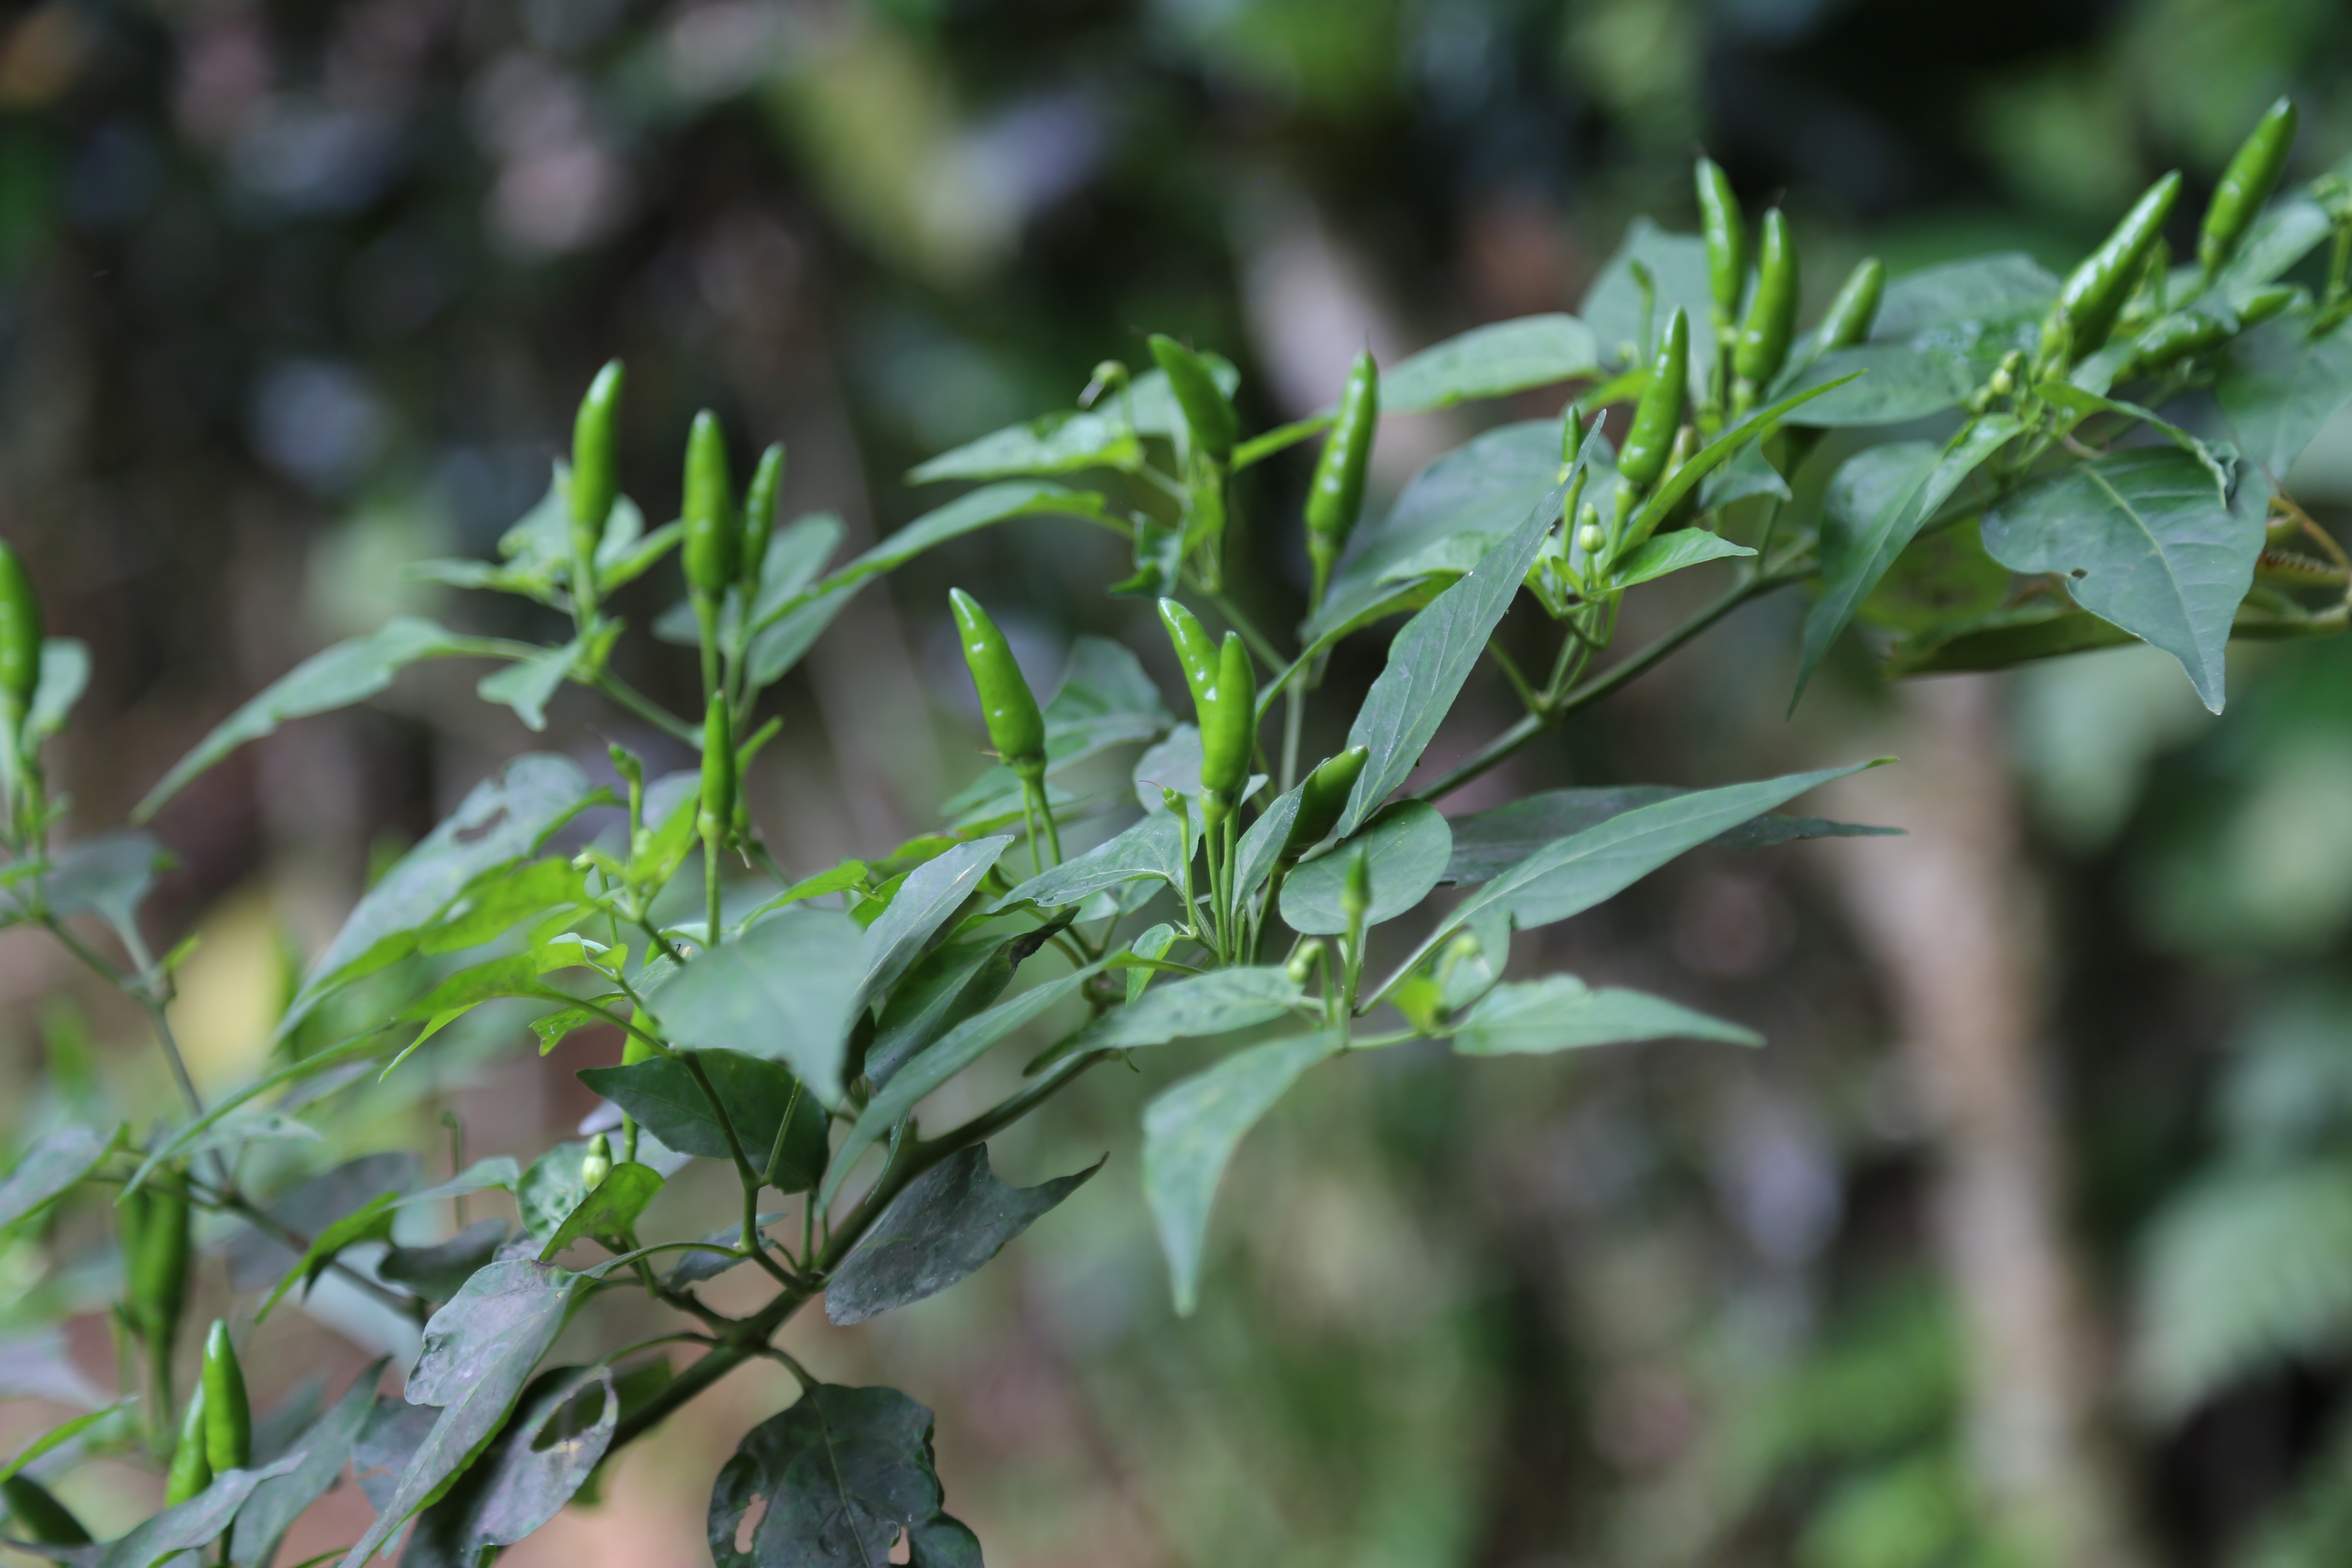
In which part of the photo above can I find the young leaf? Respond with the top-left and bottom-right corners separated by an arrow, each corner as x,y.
1068,967 -> 1305,1053
1442,784 -> 1896,883
1451,976 -> 1761,1054
0,1125 -> 121,1234
1338,500 -> 1558,836
1231,786 -> 1302,903
1609,530 -> 1755,589
707,1385 -> 979,1568
657,907 -> 867,1106
1381,314 -> 1601,412
867,926 -> 1064,1089
336,1262 -> 581,1568
1979,447 -> 2262,711
25,639 -> 88,744
475,640 -> 580,733
0,1401 -> 136,1486
1278,801 -> 1451,935
992,811 -> 1186,912
121,1034 -> 398,1198
396,1158 -> 523,1211
907,408 -> 1142,484
1143,1033 -> 1338,1314
859,837 -> 1011,1007
136,617 -> 484,821
576,1051 -> 827,1191
1795,415 -> 2024,705
230,1361 -> 386,1568
402,1364 -> 616,1566
825,1144 -> 1101,1325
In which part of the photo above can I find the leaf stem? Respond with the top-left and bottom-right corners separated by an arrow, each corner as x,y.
591,672 -> 701,747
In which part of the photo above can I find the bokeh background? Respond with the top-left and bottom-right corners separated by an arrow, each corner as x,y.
6,0 -> 2352,1564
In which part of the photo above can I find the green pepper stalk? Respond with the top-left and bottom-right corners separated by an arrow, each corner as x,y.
162,1385 -> 211,1506
1614,306 -> 1690,533
2200,97 -> 2297,282
199,1321 -> 251,1474
949,589 -> 1057,868
681,410 -> 735,700
1145,334 -> 1237,462
1305,351 -> 1379,609
1732,208 -> 1799,408
698,694 -> 736,950
568,361 -> 622,628
2,1476 -> 90,1545
2049,171 -> 2184,364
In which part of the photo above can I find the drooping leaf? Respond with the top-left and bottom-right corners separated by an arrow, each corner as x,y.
1278,801 -> 1451,934
282,755 -> 596,1033
578,1050 -> 827,1191
1338,500 -> 1558,835
230,1361 -> 385,1568
1979,447 -> 2260,711
1442,785 -> 1897,883
379,1220 -> 509,1302
819,961 -> 1109,1214
658,907 -> 868,1106
1610,530 -> 1755,589
0,1125 -> 120,1234
1381,314 -> 1601,411
1796,416 -> 2024,703
1879,598 -> 2140,675
401,1364 -> 616,1568
1068,967 -> 1303,1053
1143,1033 -> 1338,1314
858,838 -> 1011,1007
137,617 -> 483,820
1231,787 -> 1301,904
992,812 -> 1185,912
1452,976 -> 1761,1054
826,1145 -> 1101,1326
706,1384 -> 980,1568
336,1261 -> 582,1568
908,409 -> 1142,484
2217,315 -> 2352,478
99,1454 -> 304,1568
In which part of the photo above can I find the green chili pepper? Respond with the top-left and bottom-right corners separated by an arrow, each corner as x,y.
681,410 -> 735,604
1283,746 -> 1369,860
1305,351 -> 1379,603
1146,335 -> 1237,461
1617,307 -> 1689,489
2054,171 -> 2184,359
200,1320 -> 251,1474
570,361 -> 623,594
740,443 -> 784,596
163,1386 -> 211,1506
2115,309 -> 2233,379
2,1476 -> 90,1545
1197,632 -> 1254,821
1695,157 -> 1745,331
948,590 -> 1046,778
2200,97 -> 2297,279
2239,284 -> 2298,325
1734,208 -> 1799,388
130,1184 -> 190,1344
1155,598 -> 1219,717
1341,846 -> 1372,923
581,1133 -> 613,1191
697,695 -> 736,843
0,539 -> 40,736
1816,257 -> 1885,353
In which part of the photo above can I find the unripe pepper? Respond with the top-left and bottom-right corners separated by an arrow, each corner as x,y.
200,1320 -> 251,1474
1305,351 -> 1378,604
1196,632 -> 1254,824
697,695 -> 736,843
948,590 -> 1046,778
740,443 -> 784,596
1283,746 -> 1369,860
2200,97 -> 2297,279
1155,599 -> 1219,717
1734,208 -> 1799,388
1146,335 -> 1237,462
2,1476 -> 89,1544
1815,257 -> 1886,353
1617,307 -> 1690,489
1694,157 -> 1745,331
681,410 -> 735,603
130,1184 -> 190,1344
163,1387 -> 211,1506
0,539 -> 41,736
2116,309 -> 2234,379
570,361 -> 623,595
2054,171 -> 2184,359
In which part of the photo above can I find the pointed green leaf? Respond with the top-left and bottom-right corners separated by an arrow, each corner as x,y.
537,1165 -> 662,1261
826,1145 -> 1100,1325
100,1455 -> 305,1568
1069,967 -> 1304,1053
1279,801 -> 1450,934
577,1051 -> 826,1191
231,1362 -> 385,1568
1452,976 -> 1760,1054
2217,314 -> 2352,478
908,409 -> 1142,484
707,1384 -> 979,1568
1610,530 -> 1754,589
992,812 -> 1185,912
1382,314 -> 1600,411
1443,785 -> 1897,883
402,1363 -> 616,1566
658,906 -> 867,1106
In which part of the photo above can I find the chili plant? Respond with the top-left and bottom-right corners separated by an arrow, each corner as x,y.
3,97 -> 2350,1566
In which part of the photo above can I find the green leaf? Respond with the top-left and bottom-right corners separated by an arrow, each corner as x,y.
1279,801 -> 1450,934
1338,501 -> 1558,836
1382,314 -> 1600,411
402,1364 -> 616,1568
378,1221 -> 508,1303
1880,599 -> 2136,676
992,812 -> 1185,912
1774,256 -> 2055,428
707,1384 -> 980,1568
537,1164 -> 662,1260
655,907 -> 867,1106
1069,967 -> 1303,1053
826,1145 -> 1100,1326
867,926 -> 1066,1088
940,637 -> 1175,817
1232,787 -> 1301,904
1452,976 -> 1761,1054
224,1153 -> 419,1289
1128,723 -> 1266,814
256,1193 -> 400,1322
0,1401 -> 135,1486
908,409 -> 1142,484
1443,785 -> 1897,883
1696,444 -> 1792,511
1869,253 -> 2059,340
578,1050 -> 827,1191
336,1261 -> 582,1568
475,640 -> 580,733
2217,315 -> 2352,478
416,858 -> 587,957
820,961 -> 1109,1214
1621,371 -> 1868,544
859,837 -> 1011,1004
1143,1033 -> 1338,1314
24,639 -> 88,744
34,833 -> 171,949
1979,447 -> 2261,711
0,1124 -> 120,1233
1582,218 -> 1717,380
1796,416 -> 2025,704
100,1454 -> 306,1568
1610,530 -> 1754,589
121,1034 -> 396,1199
516,1143 -> 598,1251
136,617 -> 479,821
231,1361 -> 385,1568
398,1158 -> 523,1212
1126,353 -> 1241,440
282,756 -> 595,1033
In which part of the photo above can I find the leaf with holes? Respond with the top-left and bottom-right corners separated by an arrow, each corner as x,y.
707,1384 -> 980,1567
